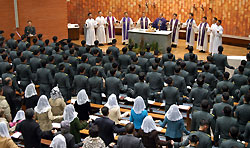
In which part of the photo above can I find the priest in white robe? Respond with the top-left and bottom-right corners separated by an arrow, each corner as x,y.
197,16 -> 210,53
136,12 -> 151,29
85,13 -> 98,46
182,13 -> 197,48
213,20 -> 223,55
168,13 -> 181,48
120,12 -> 133,45
105,11 -> 117,45
208,17 -> 218,54
95,11 -> 106,45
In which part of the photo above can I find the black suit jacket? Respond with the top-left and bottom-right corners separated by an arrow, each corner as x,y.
95,117 -> 125,146
115,134 -> 144,148
24,26 -> 36,36
16,119 -> 51,148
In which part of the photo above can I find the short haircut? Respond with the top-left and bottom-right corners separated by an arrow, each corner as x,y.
89,125 -> 99,138
40,59 -> 47,68
129,65 -> 136,72
92,67 -> 98,75
218,20 -> 222,24
222,92 -> 230,101
128,44 -> 133,50
139,72 -> 145,81
167,47 -> 172,53
168,53 -> 173,59
112,39 -> 117,44
223,72 -> 230,79
213,17 -> 218,21
173,13 -> 177,17
229,126 -> 239,139
112,62 -> 118,68
201,99 -> 209,110
110,68 -> 116,76
207,56 -> 213,62
122,47 -> 128,53
52,36 -> 58,42
152,63 -> 158,70
180,62 -> 186,68
223,106 -> 232,116
140,51 -> 145,56
189,135 -> 199,144
10,33 -> 15,38
238,65 -> 244,73
45,39 -> 49,45
189,13 -> 194,16
95,57 -> 102,63
197,77 -> 204,87
188,46 -> 194,52
81,40 -> 86,46
244,92 -> 250,103
88,13 -> 92,16
5,64 -> 13,72
94,40 -> 99,46
106,49 -> 111,54
33,38 -> 37,44
37,34 -> 42,39
25,108 -> 34,119
81,55 -> 88,62
218,46 -> 224,52
204,64 -> 210,71
78,66 -> 85,73
203,16 -> 207,20
199,119 -> 209,127
125,123 -> 134,134
101,106 -> 109,116
174,66 -> 181,73
59,64 -> 65,71
166,77 -> 173,85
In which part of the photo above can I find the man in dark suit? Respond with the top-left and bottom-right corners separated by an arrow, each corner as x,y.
16,108 -> 52,148
114,123 -> 144,148
24,20 -> 36,43
94,107 -> 125,146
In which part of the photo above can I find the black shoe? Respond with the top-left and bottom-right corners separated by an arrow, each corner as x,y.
99,44 -> 104,46
108,43 -> 112,45
201,51 -> 206,53
172,44 -> 177,48
185,46 -> 189,49
122,42 -> 125,45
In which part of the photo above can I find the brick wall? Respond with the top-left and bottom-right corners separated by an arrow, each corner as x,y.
0,0 -> 68,41
67,0 -> 250,37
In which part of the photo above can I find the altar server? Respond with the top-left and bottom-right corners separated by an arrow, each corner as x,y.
95,11 -> 106,45
120,12 -> 133,45
208,17 -> 218,54
182,13 -> 197,49
106,11 -> 117,45
136,12 -> 151,29
197,16 -> 210,53
85,13 -> 98,46
213,20 -> 223,55
169,13 -> 181,48
152,13 -> 167,31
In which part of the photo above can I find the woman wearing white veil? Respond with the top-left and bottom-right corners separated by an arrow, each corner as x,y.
63,104 -> 87,143
49,86 -> 66,117
50,134 -> 66,148
0,122 -> 18,148
104,94 -> 129,124
24,83 -> 39,109
130,96 -> 148,130
10,110 -> 25,129
135,116 -> 171,148
74,89 -> 91,121
158,104 -> 190,148
34,95 -> 63,131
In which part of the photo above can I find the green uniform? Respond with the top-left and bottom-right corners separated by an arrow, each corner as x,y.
214,116 -> 238,144
191,110 -> 214,134
72,74 -> 88,94
212,102 -> 233,119
138,57 -> 148,72
123,73 -> 139,90
163,61 -> 176,76
161,86 -> 180,111
87,76 -> 104,104
118,54 -> 131,72
133,82 -> 150,107
174,130 -> 212,148
16,63 -> 33,90
230,73 -> 248,90
216,80 -> 234,96
37,67 -> 53,98
188,87 -> 209,111
105,76 -> 125,98
77,63 -> 91,77
220,139 -> 244,148
108,46 -> 120,61
170,74 -> 188,96
213,53 -> 234,72
185,61 -> 198,84
54,72 -> 71,101
146,71 -> 164,101
235,103 -> 250,133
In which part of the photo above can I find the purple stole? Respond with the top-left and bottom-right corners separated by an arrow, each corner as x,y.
170,19 -> 179,42
198,22 -> 208,46
186,19 -> 194,43
140,17 -> 148,29
107,16 -> 115,38
123,17 -> 130,40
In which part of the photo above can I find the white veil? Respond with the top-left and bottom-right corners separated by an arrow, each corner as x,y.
63,104 -> 78,123
141,116 -> 157,133
165,104 -> 183,121
133,96 -> 146,114
25,83 -> 37,98
34,95 -> 51,114
76,89 -> 90,105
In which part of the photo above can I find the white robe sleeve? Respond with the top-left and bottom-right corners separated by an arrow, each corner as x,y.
130,18 -> 133,25
217,27 -> 223,37
85,20 -> 90,29
182,20 -> 188,28
206,24 -> 210,32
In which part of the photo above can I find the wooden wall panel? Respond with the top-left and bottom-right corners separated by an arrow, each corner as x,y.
67,0 -> 250,37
